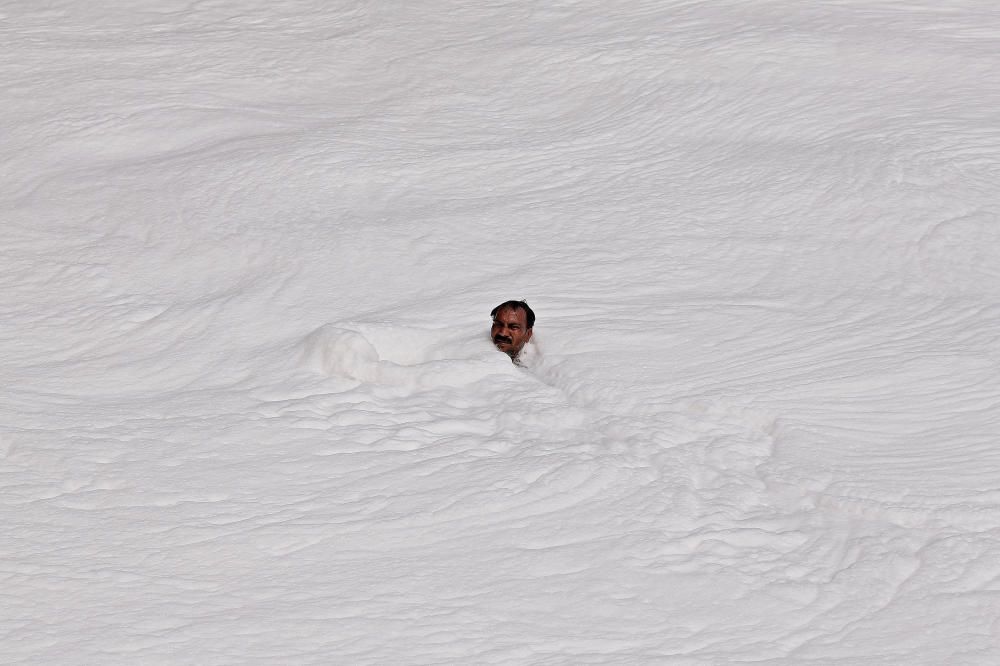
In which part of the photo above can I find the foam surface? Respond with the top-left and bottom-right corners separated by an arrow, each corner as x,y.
3,1 -> 1000,663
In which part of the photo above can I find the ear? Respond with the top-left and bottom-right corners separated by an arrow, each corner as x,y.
524,328 -> 532,343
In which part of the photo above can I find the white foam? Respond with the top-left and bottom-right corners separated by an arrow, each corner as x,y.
4,1 -> 1000,663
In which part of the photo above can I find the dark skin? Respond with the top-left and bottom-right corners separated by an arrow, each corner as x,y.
491,306 -> 533,359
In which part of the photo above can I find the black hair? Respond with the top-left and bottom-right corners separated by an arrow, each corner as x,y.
491,300 -> 535,328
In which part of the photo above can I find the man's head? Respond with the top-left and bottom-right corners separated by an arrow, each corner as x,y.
490,300 -> 535,359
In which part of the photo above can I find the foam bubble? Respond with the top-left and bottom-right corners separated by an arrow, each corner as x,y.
300,325 -> 380,382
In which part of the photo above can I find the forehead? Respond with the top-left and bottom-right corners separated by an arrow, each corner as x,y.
493,306 -> 528,325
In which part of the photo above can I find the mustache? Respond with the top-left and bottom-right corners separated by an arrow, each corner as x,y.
493,334 -> 513,344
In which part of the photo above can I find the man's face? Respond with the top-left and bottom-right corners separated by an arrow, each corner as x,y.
491,306 -> 532,358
